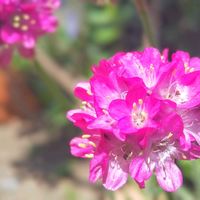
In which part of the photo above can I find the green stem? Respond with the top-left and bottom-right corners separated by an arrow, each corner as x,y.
133,0 -> 157,47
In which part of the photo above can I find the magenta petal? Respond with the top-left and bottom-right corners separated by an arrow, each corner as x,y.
113,129 -> 127,141
141,47 -> 163,68
155,161 -> 183,192
41,15 -> 58,32
190,57 -> 200,71
90,76 -> 119,109
180,130 -> 192,150
182,108 -> 200,146
70,137 -> 94,158
188,145 -> 200,159
181,75 -> 200,108
67,109 -> 94,123
88,115 -> 114,131
172,50 -> 189,63
146,97 -> 161,118
161,48 -> 169,62
161,114 -> 183,138
22,34 -> 35,48
126,87 -> 147,107
74,82 -> 93,102
1,28 -> 20,44
118,116 -> 137,133
67,109 -> 95,131
89,153 -> 108,183
103,159 -> 128,191
129,156 -> 152,187
108,99 -> 129,120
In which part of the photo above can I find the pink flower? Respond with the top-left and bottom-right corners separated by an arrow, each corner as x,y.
0,0 -> 60,66
154,65 -> 200,109
180,108 -> 200,150
172,50 -> 200,73
67,47 -> 200,192
114,48 -> 170,88
70,114 -> 191,192
130,113 -> 185,192
108,86 -> 160,134
70,132 -> 141,190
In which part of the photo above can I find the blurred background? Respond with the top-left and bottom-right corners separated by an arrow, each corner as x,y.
0,0 -> 200,199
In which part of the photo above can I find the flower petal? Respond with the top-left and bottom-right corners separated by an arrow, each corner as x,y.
1,27 -> 20,44
89,153 -> 108,183
155,161 -> 183,192
129,156 -> 152,188
108,99 -> 129,120
70,137 -> 95,158
103,158 -> 128,191
74,82 -> 93,102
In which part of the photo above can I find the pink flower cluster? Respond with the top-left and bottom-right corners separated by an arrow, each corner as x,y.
67,47 -> 200,192
0,0 -> 60,66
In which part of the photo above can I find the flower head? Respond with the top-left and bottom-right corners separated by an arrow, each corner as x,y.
0,0 -> 60,66
67,47 -> 200,192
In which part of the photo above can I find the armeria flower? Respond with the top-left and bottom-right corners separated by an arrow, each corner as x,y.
0,0 -> 60,66
69,113 -> 196,192
172,50 -> 200,73
130,113 -> 185,191
67,47 -> 200,192
179,108 -> 200,150
70,132 -> 141,190
108,85 -> 160,134
113,48 -> 170,89
154,61 -> 200,109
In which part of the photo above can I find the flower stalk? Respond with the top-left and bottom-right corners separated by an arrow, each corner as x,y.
133,0 -> 157,47
33,59 -> 69,109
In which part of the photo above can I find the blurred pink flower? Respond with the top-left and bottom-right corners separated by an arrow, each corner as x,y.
0,0 -> 59,66
67,47 -> 200,192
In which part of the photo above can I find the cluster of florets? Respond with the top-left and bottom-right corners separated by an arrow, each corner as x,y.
67,47 -> 200,192
0,0 -> 60,66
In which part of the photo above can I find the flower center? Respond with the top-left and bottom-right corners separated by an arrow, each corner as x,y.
121,144 -> 133,160
132,99 -> 148,128
109,143 -> 133,163
145,64 -> 157,87
12,14 -> 36,32
136,62 -> 156,88
152,132 -> 177,164
167,84 -> 188,104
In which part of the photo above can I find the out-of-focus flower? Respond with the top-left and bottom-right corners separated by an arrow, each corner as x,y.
0,0 -> 60,66
67,47 -> 200,192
